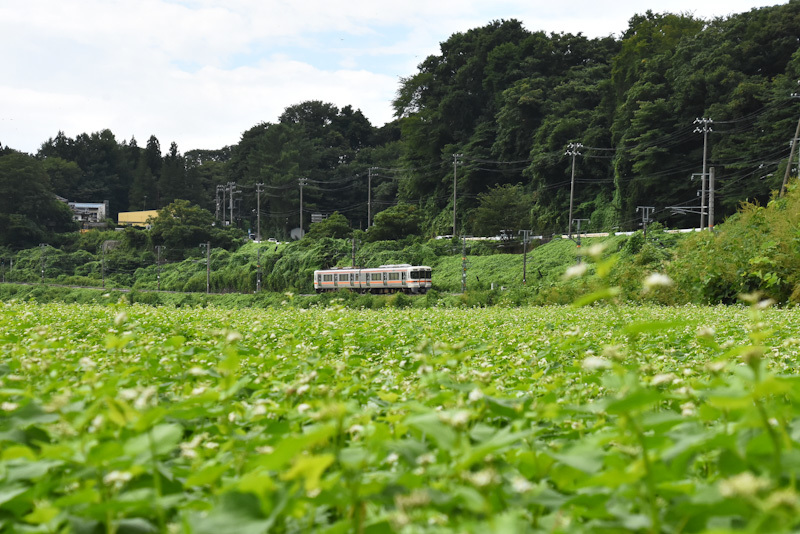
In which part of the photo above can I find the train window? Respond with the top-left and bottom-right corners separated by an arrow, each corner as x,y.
338,274 -> 348,282
371,273 -> 381,281
389,273 -> 400,281
323,274 -> 333,282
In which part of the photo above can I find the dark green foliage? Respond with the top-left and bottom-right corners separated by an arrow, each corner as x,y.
305,212 -> 352,239
0,152 -> 78,248
366,204 -> 422,242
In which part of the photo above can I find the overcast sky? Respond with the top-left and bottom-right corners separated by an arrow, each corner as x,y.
0,0 -> 788,155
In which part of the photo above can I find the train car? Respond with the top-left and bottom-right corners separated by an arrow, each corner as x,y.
313,264 -> 432,294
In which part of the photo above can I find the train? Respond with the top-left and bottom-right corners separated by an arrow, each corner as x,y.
314,264 -> 432,294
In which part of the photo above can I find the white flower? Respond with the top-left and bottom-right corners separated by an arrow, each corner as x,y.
79,357 -> 97,369
297,403 -> 311,414
563,263 -> 588,280
1,402 -> 19,412
582,356 -> 611,371
468,388 -> 484,402
114,311 -> 128,326
188,367 -> 206,376
226,331 -> 242,343
103,470 -> 132,488
719,472 -> 770,498
511,476 -> 534,493
348,424 -> 365,434
651,373 -> 676,386
643,273 -> 673,292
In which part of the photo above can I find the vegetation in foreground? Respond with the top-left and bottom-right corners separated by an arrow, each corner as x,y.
2,288 -> 800,532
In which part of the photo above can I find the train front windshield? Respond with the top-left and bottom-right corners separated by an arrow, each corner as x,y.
410,269 -> 431,280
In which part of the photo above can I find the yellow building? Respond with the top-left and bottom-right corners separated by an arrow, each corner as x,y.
118,210 -> 158,228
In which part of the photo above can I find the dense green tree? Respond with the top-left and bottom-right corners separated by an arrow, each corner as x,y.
305,212 -> 352,239
470,184 -> 532,236
0,151 -> 77,248
150,199 -> 241,254
366,203 -> 422,242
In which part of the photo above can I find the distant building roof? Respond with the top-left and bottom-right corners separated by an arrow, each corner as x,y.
118,210 -> 159,228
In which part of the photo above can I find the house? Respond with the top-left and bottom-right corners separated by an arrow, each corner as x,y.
68,201 -> 109,229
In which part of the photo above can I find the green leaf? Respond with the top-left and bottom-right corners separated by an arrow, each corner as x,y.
406,412 -> 456,449
605,388 -> 663,415
186,463 -> 231,488
280,453 -> 335,491
187,492 -> 272,534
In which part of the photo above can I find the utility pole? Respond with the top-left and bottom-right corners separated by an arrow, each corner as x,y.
368,167 -> 377,227
200,242 -> 211,294
298,178 -> 308,237
221,184 -> 227,225
461,235 -> 468,293
215,185 -> 222,220
519,230 -> 533,285
636,206 -> 655,240
39,243 -> 47,284
155,246 -> 165,290
780,90 -> 800,197
708,167 -> 715,229
453,154 -> 463,237
694,118 -> 713,229
351,236 -> 358,267
228,182 -> 235,227
572,219 -> 589,261
566,143 -> 583,239
256,246 -> 262,292
255,183 -> 264,241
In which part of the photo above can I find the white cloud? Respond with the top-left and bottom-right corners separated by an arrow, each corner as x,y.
0,0 -> 788,154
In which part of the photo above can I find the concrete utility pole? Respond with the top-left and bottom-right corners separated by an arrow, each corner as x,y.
780,90 -> 800,197
101,241 -> 106,289
708,167 -> 715,229
368,167 -> 378,227
636,206 -> 655,240
461,235 -> 468,293
255,183 -> 264,241
155,246 -> 165,290
572,219 -> 589,262
215,185 -> 222,220
298,178 -> 307,237
566,143 -> 583,239
221,184 -> 227,225
453,154 -> 463,237
694,118 -> 713,229
256,246 -> 262,292
200,242 -> 211,294
519,230 -> 533,285
228,182 -> 235,226
39,243 -> 47,283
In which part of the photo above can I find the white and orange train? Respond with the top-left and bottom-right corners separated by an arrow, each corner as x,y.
313,264 -> 432,294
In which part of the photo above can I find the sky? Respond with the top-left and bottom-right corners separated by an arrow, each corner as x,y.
0,0 -> 789,155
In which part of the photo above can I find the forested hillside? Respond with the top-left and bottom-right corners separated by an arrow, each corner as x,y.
1,2 -> 799,249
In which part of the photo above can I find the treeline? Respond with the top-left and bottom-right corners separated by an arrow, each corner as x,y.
2,3 -> 800,250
